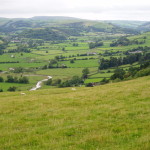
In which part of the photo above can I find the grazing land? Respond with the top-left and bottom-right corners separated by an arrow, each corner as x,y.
0,76 -> 150,150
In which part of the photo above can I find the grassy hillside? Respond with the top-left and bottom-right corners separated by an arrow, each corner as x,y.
104,20 -> 146,29
0,16 -> 139,34
0,76 -> 150,150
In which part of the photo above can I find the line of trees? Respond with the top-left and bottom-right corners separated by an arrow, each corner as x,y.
99,53 -> 150,70
124,46 -> 150,55
89,41 -> 103,49
110,61 -> 150,81
0,37 -> 9,55
45,76 -> 83,88
0,86 -> 17,92
0,75 -> 29,84
110,37 -> 145,47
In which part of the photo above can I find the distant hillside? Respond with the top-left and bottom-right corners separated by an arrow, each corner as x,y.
20,28 -> 67,41
0,16 -> 140,35
137,22 -> 150,32
0,76 -> 150,149
105,20 -> 147,28
0,17 -> 10,26
31,16 -> 81,21
105,20 -> 150,33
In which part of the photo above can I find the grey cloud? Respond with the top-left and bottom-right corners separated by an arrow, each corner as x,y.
0,0 -> 150,20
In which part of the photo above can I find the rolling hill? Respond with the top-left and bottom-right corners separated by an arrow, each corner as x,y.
0,76 -> 150,150
0,16 -> 141,34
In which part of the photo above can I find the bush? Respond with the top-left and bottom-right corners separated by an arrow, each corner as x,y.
135,68 -> 150,77
100,78 -> 109,84
111,68 -> 125,80
0,76 -> 4,82
42,65 -> 48,69
85,83 -> 93,87
0,88 -> 3,92
7,86 -> 17,92
59,80 -> 71,87
18,76 -> 29,84
113,78 -> 121,83
52,79 -> 61,86
45,79 -> 52,85
70,59 -> 74,63
6,75 -> 15,83
13,67 -> 24,73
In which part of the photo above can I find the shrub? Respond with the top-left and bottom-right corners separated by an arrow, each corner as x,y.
70,59 -> 74,63
45,79 -> 52,85
0,76 -> 4,82
52,79 -> 62,86
13,67 -> 24,73
18,76 -> 29,84
6,75 -> 15,83
113,78 -> 121,83
85,83 -> 93,87
100,78 -> 109,84
135,68 -> 150,77
7,86 -> 17,92
42,65 -> 48,69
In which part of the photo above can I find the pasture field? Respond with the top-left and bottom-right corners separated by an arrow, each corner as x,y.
36,67 -> 98,80
0,76 -> 149,150
84,78 -> 104,83
0,82 -> 32,91
0,62 -> 47,71
59,59 -> 99,68
0,31 -> 150,90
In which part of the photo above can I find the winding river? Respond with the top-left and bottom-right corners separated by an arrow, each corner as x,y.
30,76 -> 52,91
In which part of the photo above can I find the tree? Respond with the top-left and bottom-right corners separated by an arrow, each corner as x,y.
6,75 -> 15,83
55,56 -> 60,61
52,79 -> 61,86
100,78 -> 109,84
17,45 -> 30,53
42,65 -> 48,69
70,59 -> 74,63
0,76 -> 4,82
69,76 -> 83,86
89,41 -> 103,49
45,79 -> 52,85
82,68 -> 90,79
13,67 -> 24,73
7,86 -> 17,92
62,47 -> 65,51
18,76 -> 29,84
49,59 -> 58,68
85,83 -> 93,87
111,68 -> 125,80
72,43 -> 78,47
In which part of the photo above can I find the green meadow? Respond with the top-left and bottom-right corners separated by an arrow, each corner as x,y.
0,76 -> 149,150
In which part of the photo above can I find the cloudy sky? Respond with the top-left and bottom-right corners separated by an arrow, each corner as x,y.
0,0 -> 150,20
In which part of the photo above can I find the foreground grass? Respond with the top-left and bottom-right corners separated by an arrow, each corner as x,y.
0,76 -> 150,150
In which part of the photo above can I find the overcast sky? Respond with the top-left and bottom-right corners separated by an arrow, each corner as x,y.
0,0 -> 150,20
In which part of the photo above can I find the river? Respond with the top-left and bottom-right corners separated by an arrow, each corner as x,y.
30,76 -> 52,91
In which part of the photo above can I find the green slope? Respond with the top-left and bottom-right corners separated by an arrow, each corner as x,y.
0,16 -> 139,34
0,76 -> 150,150
104,20 -> 147,28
